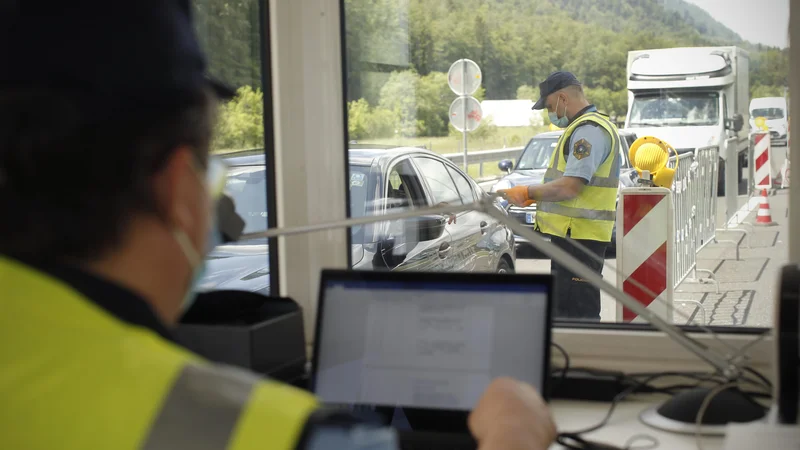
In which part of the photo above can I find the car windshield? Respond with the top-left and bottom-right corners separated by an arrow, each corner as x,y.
225,166 -> 269,234
751,107 -> 784,120
629,92 -> 719,127
516,137 -> 558,170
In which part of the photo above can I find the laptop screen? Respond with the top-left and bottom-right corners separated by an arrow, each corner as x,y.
312,272 -> 551,412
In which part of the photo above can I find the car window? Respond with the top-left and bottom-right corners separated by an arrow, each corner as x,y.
413,157 -> 461,205
447,166 -> 476,204
385,159 -> 426,211
517,137 -> 557,170
225,165 -> 268,234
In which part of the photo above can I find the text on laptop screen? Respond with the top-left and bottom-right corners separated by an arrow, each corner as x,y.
314,280 -> 549,411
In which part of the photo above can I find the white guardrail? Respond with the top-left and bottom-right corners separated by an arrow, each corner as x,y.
441,147 -> 524,181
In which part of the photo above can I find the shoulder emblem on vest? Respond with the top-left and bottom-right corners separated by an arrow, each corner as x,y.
573,138 -> 592,160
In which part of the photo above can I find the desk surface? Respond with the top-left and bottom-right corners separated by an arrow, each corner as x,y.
550,398 -> 724,450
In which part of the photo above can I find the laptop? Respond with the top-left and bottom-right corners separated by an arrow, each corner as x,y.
310,269 -> 553,449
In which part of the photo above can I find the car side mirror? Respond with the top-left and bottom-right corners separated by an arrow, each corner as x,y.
498,159 -> 513,173
401,215 -> 446,242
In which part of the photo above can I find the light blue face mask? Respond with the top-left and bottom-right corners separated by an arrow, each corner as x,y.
179,223 -> 221,312
548,96 -> 569,128
176,157 -> 228,314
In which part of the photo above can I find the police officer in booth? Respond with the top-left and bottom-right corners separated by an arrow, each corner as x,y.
499,72 -> 621,320
0,1 -> 556,449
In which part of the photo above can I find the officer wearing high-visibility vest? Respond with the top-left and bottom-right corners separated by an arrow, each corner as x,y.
0,2 -> 557,449
499,72 -> 621,320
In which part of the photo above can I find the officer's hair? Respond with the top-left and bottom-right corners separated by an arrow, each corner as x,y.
565,84 -> 584,97
0,87 -> 215,262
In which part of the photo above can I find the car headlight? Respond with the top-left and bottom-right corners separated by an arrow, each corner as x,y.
491,179 -> 513,192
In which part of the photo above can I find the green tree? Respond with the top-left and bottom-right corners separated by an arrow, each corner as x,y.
517,85 -> 538,101
213,86 -> 265,151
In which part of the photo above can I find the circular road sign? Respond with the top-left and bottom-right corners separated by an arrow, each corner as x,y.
447,59 -> 482,96
449,96 -> 483,132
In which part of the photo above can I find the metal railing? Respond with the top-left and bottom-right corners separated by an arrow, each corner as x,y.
668,145 -> 721,325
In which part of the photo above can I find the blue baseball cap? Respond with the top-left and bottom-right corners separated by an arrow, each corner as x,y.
0,0 -> 235,113
532,71 -> 582,110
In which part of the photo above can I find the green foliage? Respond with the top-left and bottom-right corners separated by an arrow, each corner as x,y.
193,0 -> 262,90
347,99 -> 398,140
582,87 -> 628,118
343,0 -> 787,102
517,85 -> 538,102
213,86 -> 265,151
751,84 -> 788,100
449,115 -> 498,141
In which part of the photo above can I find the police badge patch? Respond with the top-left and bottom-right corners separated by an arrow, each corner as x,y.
573,138 -> 592,160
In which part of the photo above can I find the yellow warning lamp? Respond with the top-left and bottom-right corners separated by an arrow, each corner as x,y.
754,116 -> 769,132
628,136 -> 679,189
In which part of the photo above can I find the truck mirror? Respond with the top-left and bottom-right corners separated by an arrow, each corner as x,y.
730,113 -> 744,132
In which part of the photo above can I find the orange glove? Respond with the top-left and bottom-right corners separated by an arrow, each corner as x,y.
498,186 -> 535,207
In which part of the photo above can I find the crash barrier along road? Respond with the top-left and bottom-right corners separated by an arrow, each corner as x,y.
616,138 -> 721,324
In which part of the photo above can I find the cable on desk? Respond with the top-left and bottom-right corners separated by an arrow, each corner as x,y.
694,382 -> 739,450
556,432 -> 659,450
551,342 -> 571,390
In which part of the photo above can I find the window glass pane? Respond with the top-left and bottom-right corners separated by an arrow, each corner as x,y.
343,0 -> 789,329
447,166 -> 476,204
193,0 -> 271,296
414,157 -> 462,205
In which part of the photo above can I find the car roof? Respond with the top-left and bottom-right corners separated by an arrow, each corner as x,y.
750,97 -> 787,109
222,146 -> 444,170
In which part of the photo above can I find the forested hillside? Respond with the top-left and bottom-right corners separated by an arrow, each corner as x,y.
190,0 -> 789,146
342,0 -> 789,139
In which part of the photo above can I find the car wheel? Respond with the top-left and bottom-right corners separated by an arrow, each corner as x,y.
497,259 -> 514,274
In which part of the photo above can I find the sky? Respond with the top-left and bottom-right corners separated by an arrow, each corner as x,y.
683,0 -> 789,48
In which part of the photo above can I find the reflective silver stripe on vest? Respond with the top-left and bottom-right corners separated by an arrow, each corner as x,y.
537,202 -> 616,221
142,363 -> 259,450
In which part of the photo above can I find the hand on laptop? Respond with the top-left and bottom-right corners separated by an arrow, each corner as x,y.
468,377 -> 556,450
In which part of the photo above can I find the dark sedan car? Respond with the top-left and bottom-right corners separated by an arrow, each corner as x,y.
197,148 -> 517,294
489,129 -> 638,256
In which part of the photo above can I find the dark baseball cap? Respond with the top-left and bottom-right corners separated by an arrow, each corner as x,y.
0,0 -> 235,113
532,71 -> 582,110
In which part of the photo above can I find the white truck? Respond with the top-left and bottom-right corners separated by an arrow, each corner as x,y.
624,46 -> 749,195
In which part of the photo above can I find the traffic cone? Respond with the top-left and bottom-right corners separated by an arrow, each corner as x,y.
755,188 -> 776,226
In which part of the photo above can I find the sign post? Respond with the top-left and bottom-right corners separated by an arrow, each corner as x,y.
448,59 -> 482,171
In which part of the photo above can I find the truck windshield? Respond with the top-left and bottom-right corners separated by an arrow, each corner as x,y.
629,92 -> 719,127
516,137 -> 558,170
751,108 -> 784,120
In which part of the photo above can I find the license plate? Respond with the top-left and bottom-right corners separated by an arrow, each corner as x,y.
526,212 -> 534,224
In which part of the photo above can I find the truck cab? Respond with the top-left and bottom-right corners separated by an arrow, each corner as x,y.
624,46 -> 750,195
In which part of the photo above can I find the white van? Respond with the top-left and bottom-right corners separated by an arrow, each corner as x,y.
749,97 -> 788,145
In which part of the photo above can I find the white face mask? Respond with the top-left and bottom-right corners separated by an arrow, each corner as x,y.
173,156 -> 228,313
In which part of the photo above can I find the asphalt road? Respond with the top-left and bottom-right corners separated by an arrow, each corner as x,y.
514,145 -> 789,327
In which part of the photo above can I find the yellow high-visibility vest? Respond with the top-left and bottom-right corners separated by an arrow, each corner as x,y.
0,255 -> 318,450
535,112 -> 621,242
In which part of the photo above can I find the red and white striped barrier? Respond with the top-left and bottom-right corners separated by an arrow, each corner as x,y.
753,132 -> 772,190
616,187 -> 674,322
